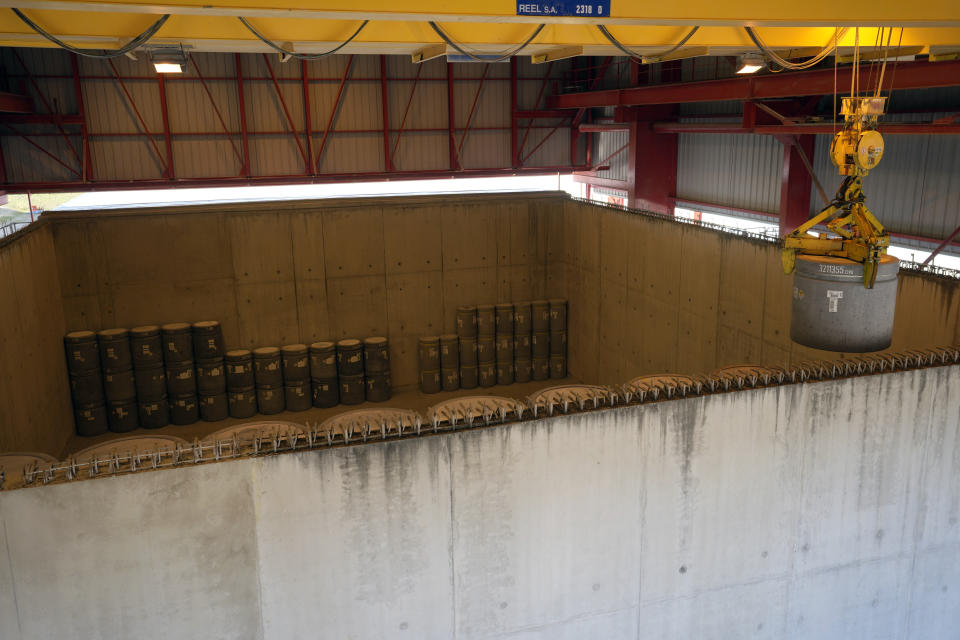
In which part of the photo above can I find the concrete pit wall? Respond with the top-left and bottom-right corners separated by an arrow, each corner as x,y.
0,225 -> 72,453
50,193 -> 552,392
0,365 -> 958,639
550,199 -> 960,385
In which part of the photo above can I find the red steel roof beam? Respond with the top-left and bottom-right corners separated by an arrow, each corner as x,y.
548,60 -> 960,108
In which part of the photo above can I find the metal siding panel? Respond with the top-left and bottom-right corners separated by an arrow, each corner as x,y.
319,133 -> 383,174
392,133 -> 448,172
460,130 -> 510,169
677,132 -> 782,214
809,133 -> 960,241
249,133 -> 305,177
89,138 -> 166,181
171,138 -> 240,179
522,127 -> 570,168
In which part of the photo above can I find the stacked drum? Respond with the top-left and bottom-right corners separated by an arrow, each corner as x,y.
495,303 -> 514,386
513,301 -> 533,383
419,336 -> 441,394
194,321 -> 227,422
253,347 -> 284,415
64,331 -> 107,436
99,328 -> 137,432
477,304 -> 496,387
440,334 -> 459,392
281,344 -> 311,411
225,349 -> 256,418
163,322 -> 198,425
549,299 -> 568,378
130,325 -> 168,429
337,339 -> 365,405
457,305 -> 478,390
309,341 -> 338,407
364,337 -> 391,403
531,300 -> 551,380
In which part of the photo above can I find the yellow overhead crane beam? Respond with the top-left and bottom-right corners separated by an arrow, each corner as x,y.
0,2 -> 957,53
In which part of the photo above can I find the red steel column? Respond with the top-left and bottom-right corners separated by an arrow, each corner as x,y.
626,108 -> 677,214
447,62 -> 459,170
779,135 -> 815,236
510,57 -> 519,168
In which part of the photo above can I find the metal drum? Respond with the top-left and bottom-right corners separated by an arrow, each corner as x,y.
531,300 -> 550,333
456,305 -> 477,338
130,325 -> 162,367
441,368 -> 459,392
495,303 -> 514,336
459,366 -> 478,389
476,337 -> 495,364
309,341 -> 337,379
64,330 -> 99,373
476,305 -> 495,337
170,393 -> 199,425
459,337 -> 477,367
532,357 -> 550,381
225,350 -> 254,388
365,373 -> 391,403
161,322 -> 194,363
103,369 -> 136,402
532,332 -> 550,358
496,362 -> 514,386
550,355 -> 567,378
196,358 -> 226,395
363,337 -> 390,374
138,397 -> 169,429
200,393 -> 229,422
256,385 -> 284,415
339,374 -> 365,405
70,371 -> 104,406
420,369 -> 441,394
514,333 -> 532,360
107,399 -> 138,433
440,334 -> 459,370
495,335 -> 514,364
135,364 -> 166,400
311,378 -> 339,408
478,363 -> 496,388
228,387 -> 258,418
418,336 -> 441,371
192,320 -> 224,360
515,359 -> 532,383
550,331 -> 567,357
336,339 -> 364,376
281,344 -> 310,381
97,328 -> 131,372
284,380 -> 311,412
166,361 -> 196,396
791,255 -> 900,352
253,347 -> 283,387
74,403 -> 108,437
514,301 -> 532,335
549,299 -> 568,333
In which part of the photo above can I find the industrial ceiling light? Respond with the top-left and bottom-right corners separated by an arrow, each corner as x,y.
149,46 -> 187,73
736,52 -> 764,74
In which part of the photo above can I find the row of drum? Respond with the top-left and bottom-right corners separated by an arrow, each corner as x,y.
421,356 -> 566,393
454,299 -> 566,338
74,372 -> 392,436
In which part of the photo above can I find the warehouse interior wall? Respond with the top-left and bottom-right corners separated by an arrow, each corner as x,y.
550,198 -> 960,385
0,225 -> 73,454
2,191 -> 959,454
0,365 -> 957,639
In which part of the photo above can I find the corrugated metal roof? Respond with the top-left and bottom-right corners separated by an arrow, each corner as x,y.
0,48 -> 576,186
809,132 -> 960,241
676,132 -> 783,214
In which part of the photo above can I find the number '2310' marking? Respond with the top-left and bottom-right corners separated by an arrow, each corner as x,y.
576,4 -> 603,13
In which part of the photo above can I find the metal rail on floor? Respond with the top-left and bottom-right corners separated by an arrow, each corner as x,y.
3,345 -> 959,492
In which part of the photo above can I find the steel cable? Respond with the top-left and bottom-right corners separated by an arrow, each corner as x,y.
238,16 -> 368,59
11,8 -> 169,59
428,21 -> 545,62
596,24 -> 699,61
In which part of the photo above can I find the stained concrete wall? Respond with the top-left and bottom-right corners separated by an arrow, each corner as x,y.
0,365 -> 957,639
49,193 -> 553,391
549,199 -> 960,384
0,225 -> 72,454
